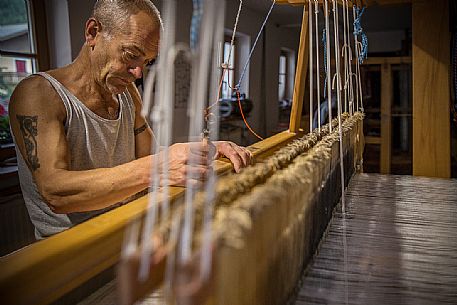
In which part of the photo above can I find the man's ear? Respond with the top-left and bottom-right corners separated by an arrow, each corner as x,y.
85,18 -> 102,48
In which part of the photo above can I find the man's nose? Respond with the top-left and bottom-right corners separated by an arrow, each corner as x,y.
128,66 -> 143,79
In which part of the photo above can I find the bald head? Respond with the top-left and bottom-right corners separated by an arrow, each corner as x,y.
92,0 -> 162,39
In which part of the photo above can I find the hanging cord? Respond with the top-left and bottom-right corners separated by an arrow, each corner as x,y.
207,0 -> 243,112
314,0 -> 321,132
236,0 -> 276,90
309,0 -> 314,133
207,0 -> 275,141
227,0 -> 243,65
322,28 -> 328,98
324,0 -> 333,132
353,6 -> 368,64
343,0 -> 355,116
190,0 -> 203,51
138,0 -> 177,282
226,67 -> 265,140
331,0 -> 346,214
341,0 -> 349,113
352,5 -> 364,112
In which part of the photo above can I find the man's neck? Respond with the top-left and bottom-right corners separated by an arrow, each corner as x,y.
69,47 -> 113,101
49,46 -> 119,119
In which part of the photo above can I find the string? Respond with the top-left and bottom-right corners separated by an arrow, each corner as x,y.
181,0 -> 217,264
236,0 -> 276,90
342,0 -> 349,113
226,66 -> 264,141
207,0 -> 275,141
138,0 -> 177,282
190,0 -> 203,50
324,0 -> 333,132
331,0 -> 345,213
353,6 -> 368,64
206,0 -> 243,111
322,29 -> 328,99
237,90 -> 264,140
314,0 -> 321,132
199,0 -> 226,282
309,0 -> 314,133
227,0 -> 243,65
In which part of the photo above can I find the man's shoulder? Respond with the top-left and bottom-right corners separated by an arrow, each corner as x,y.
13,73 -> 55,99
10,73 -> 65,117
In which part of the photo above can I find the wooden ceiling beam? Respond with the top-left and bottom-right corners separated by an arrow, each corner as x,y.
276,0 -> 411,7
276,0 -> 366,7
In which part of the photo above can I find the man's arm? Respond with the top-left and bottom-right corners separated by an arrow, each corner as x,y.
9,76 -> 154,214
127,83 -> 155,158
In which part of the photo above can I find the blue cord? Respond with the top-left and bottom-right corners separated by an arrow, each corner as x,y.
353,6 -> 368,64
236,1 -> 276,91
190,0 -> 203,51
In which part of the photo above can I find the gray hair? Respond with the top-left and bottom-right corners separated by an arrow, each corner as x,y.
92,0 -> 162,38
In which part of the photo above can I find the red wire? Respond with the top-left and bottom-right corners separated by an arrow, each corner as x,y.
205,66 -> 264,141
236,90 -> 264,141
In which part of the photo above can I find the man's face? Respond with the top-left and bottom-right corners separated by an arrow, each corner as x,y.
95,11 -> 160,94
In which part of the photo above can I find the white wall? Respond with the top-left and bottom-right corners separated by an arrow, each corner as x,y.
45,0 -> 72,68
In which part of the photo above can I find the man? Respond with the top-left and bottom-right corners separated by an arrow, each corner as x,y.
9,0 -> 252,239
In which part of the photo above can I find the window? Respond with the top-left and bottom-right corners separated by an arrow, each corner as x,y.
278,51 -> 288,101
0,0 -> 48,145
221,36 -> 236,99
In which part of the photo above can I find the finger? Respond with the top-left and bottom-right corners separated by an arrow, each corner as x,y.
186,154 -> 208,166
188,142 -> 210,156
223,148 -> 243,173
186,165 -> 210,181
187,179 -> 203,189
231,144 -> 250,168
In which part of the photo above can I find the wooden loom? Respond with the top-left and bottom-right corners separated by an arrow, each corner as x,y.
0,0 -> 452,304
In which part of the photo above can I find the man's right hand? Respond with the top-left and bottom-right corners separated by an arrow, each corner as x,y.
157,142 -> 213,187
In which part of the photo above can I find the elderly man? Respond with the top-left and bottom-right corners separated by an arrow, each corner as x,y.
9,0 -> 251,239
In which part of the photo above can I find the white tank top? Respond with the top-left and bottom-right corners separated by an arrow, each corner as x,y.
15,72 -> 136,239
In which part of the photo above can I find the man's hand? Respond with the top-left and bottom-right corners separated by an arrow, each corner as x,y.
213,141 -> 253,173
159,141 -> 252,187
158,142 -> 212,187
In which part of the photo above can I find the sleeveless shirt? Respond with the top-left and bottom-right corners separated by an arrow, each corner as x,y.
14,72 -> 136,239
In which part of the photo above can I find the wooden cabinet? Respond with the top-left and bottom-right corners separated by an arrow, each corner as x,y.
362,57 -> 412,174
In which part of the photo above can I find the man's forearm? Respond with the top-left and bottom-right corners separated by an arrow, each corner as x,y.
37,156 -> 152,214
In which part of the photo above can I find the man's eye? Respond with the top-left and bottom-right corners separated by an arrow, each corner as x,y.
146,58 -> 156,66
123,51 -> 138,62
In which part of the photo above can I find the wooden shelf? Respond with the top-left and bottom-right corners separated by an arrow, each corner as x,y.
365,136 -> 381,145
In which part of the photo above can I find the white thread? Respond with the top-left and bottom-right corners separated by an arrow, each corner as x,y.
314,0 -> 321,132
324,0 -> 332,132
309,0 -> 314,133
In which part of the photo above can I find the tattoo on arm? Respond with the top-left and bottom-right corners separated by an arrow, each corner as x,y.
17,115 -> 40,172
134,123 -> 148,136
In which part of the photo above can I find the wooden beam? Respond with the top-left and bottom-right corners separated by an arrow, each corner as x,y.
380,62 -> 392,174
289,6 -> 309,133
276,0 -> 366,7
412,0 -> 451,178
0,131 -> 299,305
363,56 -> 411,65
365,136 -> 381,145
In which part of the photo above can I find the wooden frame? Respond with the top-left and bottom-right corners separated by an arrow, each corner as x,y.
9,0 -> 454,303
412,0 -> 450,178
362,57 -> 412,174
0,131 -> 300,305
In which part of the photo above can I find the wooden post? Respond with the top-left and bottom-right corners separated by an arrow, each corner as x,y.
289,6 -> 309,133
380,62 -> 392,174
412,0 -> 451,178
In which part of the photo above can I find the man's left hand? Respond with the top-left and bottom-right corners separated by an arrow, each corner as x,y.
212,141 -> 253,173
